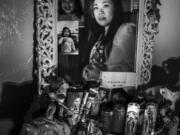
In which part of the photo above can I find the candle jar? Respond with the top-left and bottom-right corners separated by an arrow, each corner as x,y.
124,102 -> 140,135
111,104 -> 126,134
100,105 -> 113,134
141,102 -> 158,135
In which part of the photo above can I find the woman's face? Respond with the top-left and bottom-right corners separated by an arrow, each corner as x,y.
93,0 -> 114,27
61,0 -> 75,14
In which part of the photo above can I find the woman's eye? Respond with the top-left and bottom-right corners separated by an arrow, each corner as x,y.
93,6 -> 98,10
103,4 -> 109,8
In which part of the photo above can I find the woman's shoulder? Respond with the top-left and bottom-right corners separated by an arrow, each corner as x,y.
113,23 -> 136,46
115,23 -> 136,36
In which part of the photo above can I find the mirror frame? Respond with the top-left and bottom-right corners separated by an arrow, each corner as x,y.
35,0 -> 160,94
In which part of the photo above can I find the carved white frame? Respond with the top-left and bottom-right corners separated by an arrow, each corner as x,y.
36,0 -> 57,94
35,0 -> 160,94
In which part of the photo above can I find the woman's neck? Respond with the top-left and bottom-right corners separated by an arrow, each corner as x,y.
104,26 -> 109,36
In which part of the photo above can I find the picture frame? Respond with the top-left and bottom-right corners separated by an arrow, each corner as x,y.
35,0 -> 160,94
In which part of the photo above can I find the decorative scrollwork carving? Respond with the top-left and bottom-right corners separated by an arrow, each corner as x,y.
140,0 -> 161,84
36,0 -> 55,94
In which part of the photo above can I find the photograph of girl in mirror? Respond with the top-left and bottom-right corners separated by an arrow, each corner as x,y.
58,27 -> 77,54
58,0 -> 83,21
57,21 -> 80,82
82,0 -> 137,81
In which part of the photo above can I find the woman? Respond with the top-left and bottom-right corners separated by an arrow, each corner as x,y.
82,0 -> 136,81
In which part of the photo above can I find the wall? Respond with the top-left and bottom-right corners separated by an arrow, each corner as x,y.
0,0 -> 34,134
0,0 -> 34,96
153,0 -> 180,66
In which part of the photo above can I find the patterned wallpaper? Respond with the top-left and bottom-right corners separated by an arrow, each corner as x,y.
0,0 -> 34,95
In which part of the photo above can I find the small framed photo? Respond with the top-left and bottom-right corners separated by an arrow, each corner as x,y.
57,21 -> 79,55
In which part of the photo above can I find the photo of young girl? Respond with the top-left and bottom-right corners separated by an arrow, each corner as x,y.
57,21 -> 79,55
59,27 -> 76,54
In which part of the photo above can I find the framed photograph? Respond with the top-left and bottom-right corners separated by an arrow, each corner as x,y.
57,21 -> 79,55
81,0 -> 139,88
36,0 -> 160,93
57,0 -> 84,21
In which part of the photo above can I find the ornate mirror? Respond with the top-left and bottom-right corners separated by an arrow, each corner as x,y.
35,0 -> 160,94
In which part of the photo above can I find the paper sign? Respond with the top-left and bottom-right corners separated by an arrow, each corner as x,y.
100,72 -> 137,89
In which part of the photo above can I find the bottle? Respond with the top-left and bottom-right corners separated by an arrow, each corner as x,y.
75,121 -> 87,135
111,104 -> 126,134
100,103 -> 113,134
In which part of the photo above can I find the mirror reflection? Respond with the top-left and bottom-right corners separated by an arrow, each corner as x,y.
57,0 -> 139,83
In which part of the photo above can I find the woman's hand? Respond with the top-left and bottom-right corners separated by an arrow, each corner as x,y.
82,64 -> 100,81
